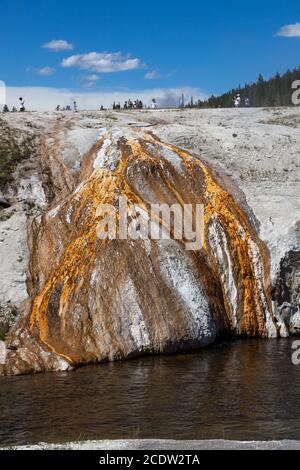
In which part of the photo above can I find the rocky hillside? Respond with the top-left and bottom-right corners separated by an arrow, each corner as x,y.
0,108 -> 299,375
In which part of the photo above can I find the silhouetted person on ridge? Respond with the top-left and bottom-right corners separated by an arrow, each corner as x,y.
19,97 -> 25,112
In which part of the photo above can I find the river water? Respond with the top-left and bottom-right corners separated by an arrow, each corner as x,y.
0,338 -> 299,445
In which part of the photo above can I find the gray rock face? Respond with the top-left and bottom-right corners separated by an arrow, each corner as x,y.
272,250 -> 300,334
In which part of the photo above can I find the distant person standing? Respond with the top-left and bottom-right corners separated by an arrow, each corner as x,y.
19,97 -> 25,112
244,97 -> 250,107
150,98 -> 157,109
73,100 -> 78,112
233,94 -> 241,108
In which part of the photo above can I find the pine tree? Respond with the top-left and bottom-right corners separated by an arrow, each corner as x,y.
191,67 -> 300,108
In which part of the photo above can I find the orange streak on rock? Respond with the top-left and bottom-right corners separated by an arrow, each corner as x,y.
28,130 -> 274,368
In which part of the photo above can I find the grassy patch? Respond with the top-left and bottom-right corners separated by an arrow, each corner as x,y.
0,210 -> 12,222
0,304 -> 19,338
0,327 -> 6,341
0,118 -> 37,189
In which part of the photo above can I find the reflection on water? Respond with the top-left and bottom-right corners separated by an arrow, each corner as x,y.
0,338 -> 299,445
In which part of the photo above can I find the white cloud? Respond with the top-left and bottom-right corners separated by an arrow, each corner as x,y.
5,86 -> 208,111
37,66 -> 55,76
276,23 -> 300,37
43,39 -> 74,51
145,70 -> 160,80
82,74 -> 100,88
83,74 -> 99,82
61,52 -> 142,73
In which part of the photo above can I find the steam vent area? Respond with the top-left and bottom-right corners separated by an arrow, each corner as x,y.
0,107 -> 299,375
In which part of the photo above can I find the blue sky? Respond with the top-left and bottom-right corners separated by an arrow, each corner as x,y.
1,0 -> 300,109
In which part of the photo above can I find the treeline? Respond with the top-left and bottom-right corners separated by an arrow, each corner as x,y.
186,67 -> 300,108
2,105 -> 18,113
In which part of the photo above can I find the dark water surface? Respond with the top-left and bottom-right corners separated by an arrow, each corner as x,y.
1,338 -> 299,445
